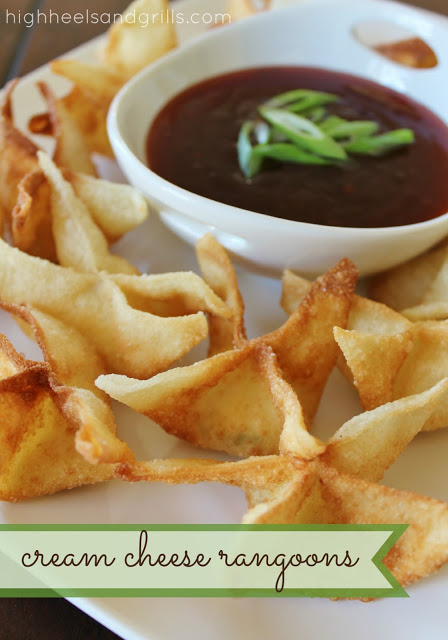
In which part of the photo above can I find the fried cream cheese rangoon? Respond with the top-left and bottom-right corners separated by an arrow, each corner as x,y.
370,239 -> 448,321
334,323 -> 448,431
31,62 -> 124,158
36,81 -> 97,176
196,234 -> 247,356
97,256 -> 358,456
0,81 -> 39,236
113,354 -> 448,590
0,238 -> 230,380
0,307 -> 134,501
29,0 -> 177,157
1,82 -> 147,258
281,269 -> 412,336
281,269 -> 448,431
36,151 -> 138,275
11,157 -> 148,262
102,0 -> 178,79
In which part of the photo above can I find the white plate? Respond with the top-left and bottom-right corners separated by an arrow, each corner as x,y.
1,1 -> 448,639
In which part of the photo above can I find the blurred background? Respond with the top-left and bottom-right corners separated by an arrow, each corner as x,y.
0,0 -> 447,85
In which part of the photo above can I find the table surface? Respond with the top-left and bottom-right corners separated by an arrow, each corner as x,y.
0,0 -> 447,638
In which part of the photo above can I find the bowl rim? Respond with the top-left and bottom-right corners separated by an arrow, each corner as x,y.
107,0 -> 448,237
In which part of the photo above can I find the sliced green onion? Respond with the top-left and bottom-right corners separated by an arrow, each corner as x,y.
321,116 -> 378,139
320,116 -> 380,140
270,129 -> 289,143
320,116 -> 347,134
330,121 -> 380,140
237,122 -> 263,179
344,129 -> 415,156
321,116 -> 382,140
264,89 -> 338,109
254,120 -> 271,145
305,106 -> 327,122
236,89 -> 416,178
259,107 -> 347,161
286,94 -> 339,114
252,143 -> 333,165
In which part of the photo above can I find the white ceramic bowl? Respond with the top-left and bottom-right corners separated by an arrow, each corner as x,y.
108,0 -> 448,276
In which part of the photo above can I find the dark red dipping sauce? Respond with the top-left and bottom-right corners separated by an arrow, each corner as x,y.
147,67 -> 448,228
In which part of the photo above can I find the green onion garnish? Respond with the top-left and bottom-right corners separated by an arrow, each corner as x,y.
305,106 -> 327,123
264,89 -> 338,111
236,88 -> 415,179
253,120 -> 271,145
252,143 -> 333,165
237,122 -> 262,179
321,118 -> 379,140
285,94 -> 339,114
344,129 -> 415,155
259,107 -> 347,161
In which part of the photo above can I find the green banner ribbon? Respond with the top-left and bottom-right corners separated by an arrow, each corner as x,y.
0,524 -> 408,598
